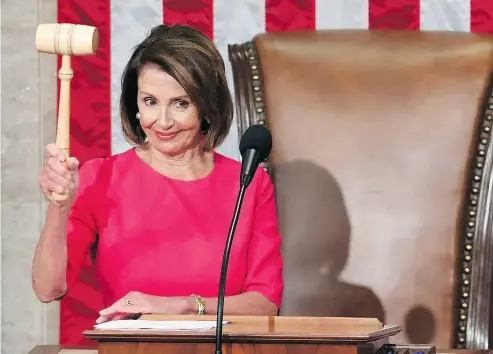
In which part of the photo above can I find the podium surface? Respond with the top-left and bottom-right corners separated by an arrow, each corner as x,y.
80,315 -> 401,353
27,347 -> 492,354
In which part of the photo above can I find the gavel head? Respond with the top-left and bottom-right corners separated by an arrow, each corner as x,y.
36,23 -> 99,56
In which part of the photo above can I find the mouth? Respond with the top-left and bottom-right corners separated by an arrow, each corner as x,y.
154,130 -> 178,141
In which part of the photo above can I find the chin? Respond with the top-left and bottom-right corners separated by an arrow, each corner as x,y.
151,140 -> 189,156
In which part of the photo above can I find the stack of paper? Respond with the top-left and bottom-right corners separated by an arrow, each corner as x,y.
94,320 -> 229,331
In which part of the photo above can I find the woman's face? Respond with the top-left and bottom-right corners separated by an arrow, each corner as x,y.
137,64 -> 201,157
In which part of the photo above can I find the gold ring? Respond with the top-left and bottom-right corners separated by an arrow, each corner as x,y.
124,298 -> 132,306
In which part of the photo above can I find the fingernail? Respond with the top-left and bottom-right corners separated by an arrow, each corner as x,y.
96,317 -> 102,324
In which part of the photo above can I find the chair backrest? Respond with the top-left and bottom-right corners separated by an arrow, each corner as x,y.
228,30 -> 493,349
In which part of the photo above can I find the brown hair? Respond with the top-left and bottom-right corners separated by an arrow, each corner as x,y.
119,24 -> 233,151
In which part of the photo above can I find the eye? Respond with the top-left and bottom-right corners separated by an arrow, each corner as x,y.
173,100 -> 190,110
143,97 -> 156,106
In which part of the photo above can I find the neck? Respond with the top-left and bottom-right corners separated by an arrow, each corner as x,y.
144,145 -> 214,181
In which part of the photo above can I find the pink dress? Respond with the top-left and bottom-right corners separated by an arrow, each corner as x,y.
66,148 -> 284,313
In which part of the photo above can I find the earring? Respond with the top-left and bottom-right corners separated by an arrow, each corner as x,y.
136,112 -> 140,120
205,117 -> 210,124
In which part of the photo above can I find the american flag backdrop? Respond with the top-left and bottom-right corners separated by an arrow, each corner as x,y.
57,0 -> 493,345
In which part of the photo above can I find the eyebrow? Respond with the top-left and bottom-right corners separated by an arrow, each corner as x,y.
170,95 -> 190,101
139,90 -> 154,97
139,91 -> 190,101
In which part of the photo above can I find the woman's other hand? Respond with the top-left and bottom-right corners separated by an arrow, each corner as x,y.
96,291 -> 193,323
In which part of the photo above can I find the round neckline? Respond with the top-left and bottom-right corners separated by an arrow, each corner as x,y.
129,147 -> 220,184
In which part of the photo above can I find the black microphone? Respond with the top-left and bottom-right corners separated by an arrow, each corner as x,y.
214,124 -> 273,354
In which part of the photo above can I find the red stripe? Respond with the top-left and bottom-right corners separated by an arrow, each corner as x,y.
265,0 -> 316,32
163,0 -> 214,39
58,0 -> 109,345
471,0 -> 493,33
369,0 -> 420,30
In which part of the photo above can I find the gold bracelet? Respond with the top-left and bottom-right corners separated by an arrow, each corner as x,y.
190,294 -> 206,315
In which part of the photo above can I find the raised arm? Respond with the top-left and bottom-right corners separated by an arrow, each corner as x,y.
32,144 -> 101,303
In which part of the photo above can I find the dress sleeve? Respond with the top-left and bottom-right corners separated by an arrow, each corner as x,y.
242,167 -> 284,308
65,158 -> 103,289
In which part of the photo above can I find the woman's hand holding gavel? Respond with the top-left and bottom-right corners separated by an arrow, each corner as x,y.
39,143 -> 80,210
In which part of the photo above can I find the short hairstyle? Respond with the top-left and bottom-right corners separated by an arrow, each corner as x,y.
119,24 -> 233,151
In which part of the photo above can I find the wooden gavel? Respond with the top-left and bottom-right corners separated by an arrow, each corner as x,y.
35,23 -> 99,201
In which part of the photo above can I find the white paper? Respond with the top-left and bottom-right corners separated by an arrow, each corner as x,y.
94,320 -> 229,331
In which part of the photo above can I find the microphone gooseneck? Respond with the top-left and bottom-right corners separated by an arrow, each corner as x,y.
214,124 -> 272,354
214,184 -> 247,354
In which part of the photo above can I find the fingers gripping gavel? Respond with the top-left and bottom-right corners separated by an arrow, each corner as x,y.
36,23 -> 98,202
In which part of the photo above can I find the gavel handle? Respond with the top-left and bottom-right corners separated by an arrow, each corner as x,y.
52,54 -> 73,202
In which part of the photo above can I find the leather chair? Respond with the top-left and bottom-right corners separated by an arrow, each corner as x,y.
228,30 -> 493,349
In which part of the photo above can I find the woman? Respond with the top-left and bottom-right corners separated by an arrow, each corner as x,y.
32,24 -> 283,324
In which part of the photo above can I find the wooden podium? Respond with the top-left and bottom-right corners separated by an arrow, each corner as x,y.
82,315 -> 406,354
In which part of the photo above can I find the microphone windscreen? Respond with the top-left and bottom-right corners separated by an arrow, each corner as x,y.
239,124 -> 272,162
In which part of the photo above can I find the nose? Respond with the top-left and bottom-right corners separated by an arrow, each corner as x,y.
157,106 -> 173,129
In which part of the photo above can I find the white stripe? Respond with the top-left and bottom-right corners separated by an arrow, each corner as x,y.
214,0 -> 266,161
420,0 -> 470,31
110,0 -> 163,155
316,0 -> 369,30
